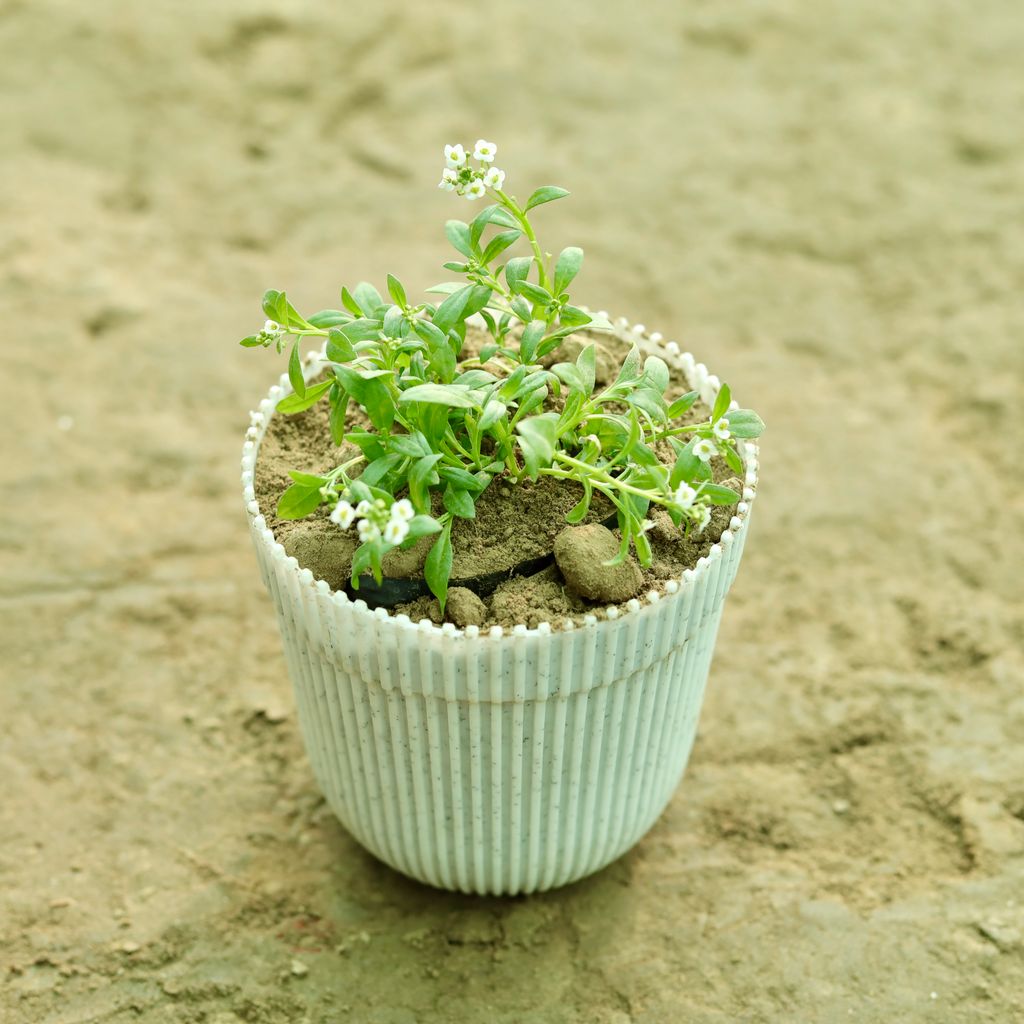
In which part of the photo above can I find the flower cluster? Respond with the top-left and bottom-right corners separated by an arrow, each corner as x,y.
331,495 -> 415,547
438,140 -> 505,200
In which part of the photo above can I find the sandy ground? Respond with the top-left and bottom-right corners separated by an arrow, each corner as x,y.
2,1 -> 1023,1021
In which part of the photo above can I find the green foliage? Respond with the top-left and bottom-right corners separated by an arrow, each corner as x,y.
240,141 -> 765,606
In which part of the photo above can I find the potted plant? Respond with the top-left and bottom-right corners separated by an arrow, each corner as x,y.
239,140 -> 764,894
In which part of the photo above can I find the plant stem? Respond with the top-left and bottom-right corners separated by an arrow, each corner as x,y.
492,188 -> 550,292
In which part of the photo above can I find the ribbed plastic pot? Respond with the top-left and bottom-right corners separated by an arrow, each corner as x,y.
240,317 -> 759,894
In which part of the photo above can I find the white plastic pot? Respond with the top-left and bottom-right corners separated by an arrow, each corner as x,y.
240,317 -> 759,894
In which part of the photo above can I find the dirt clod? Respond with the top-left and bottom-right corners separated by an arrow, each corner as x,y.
445,587 -> 486,627
554,524 -> 643,603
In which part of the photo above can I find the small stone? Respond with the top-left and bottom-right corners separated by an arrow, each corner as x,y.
290,959 -> 308,977
120,941 -> 140,954
49,897 -> 74,909
977,919 -> 1022,951
554,524 -> 642,603
445,587 -> 486,628
832,799 -> 850,815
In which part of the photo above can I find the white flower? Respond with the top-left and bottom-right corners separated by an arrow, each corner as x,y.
357,518 -> 380,543
464,179 -> 486,200
582,433 -> 602,453
354,500 -> 371,517
694,505 -> 712,533
263,319 -> 283,335
383,518 -> 409,545
473,139 -> 497,163
438,168 -> 458,192
483,166 -> 505,189
391,498 -> 415,522
330,500 -> 356,529
693,438 -> 718,463
712,417 -> 731,440
673,483 -> 697,509
444,143 -> 467,168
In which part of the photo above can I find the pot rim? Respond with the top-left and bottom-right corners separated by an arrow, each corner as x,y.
240,312 -> 760,639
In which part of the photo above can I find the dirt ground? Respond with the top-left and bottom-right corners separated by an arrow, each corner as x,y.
2,1 -> 1023,1021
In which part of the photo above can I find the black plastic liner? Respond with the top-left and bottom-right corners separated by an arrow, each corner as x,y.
348,510 -> 619,609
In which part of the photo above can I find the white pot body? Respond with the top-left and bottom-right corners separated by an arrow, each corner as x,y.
242,320 -> 758,894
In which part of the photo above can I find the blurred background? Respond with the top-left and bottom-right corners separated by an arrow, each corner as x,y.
2,1 -> 1022,1021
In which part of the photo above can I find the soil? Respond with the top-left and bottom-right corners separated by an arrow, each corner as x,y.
253,325 -> 739,628
3,2 -> 1024,1023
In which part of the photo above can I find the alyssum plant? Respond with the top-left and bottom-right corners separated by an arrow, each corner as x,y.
241,140 -> 765,611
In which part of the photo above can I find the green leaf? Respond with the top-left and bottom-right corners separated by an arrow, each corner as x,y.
625,387 -> 667,421
276,377 -> 333,414
409,453 -> 443,509
349,544 -> 374,587
424,521 -> 453,611
576,343 -> 596,395
307,309 -> 352,329
388,431 -> 431,458
669,437 -> 701,488
470,204 -> 519,247
454,369 -> 497,388
510,295 -> 533,322
239,335 -> 264,347
424,281 -> 464,295
399,383 -> 478,408
726,409 -> 765,438
412,318 -> 448,348
445,220 -> 473,257
551,362 -> 585,392
667,390 -> 699,418
329,385 -> 348,445
518,281 -> 553,306
360,453 -> 403,488
405,514 -> 443,543
724,444 -> 744,475
553,247 -> 583,295
505,256 -> 533,293
443,484 -> 476,519
383,304 -> 405,338
643,356 -> 670,396
432,284 -> 492,335
333,366 -> 395,430
326,328 -> 356,362
524,186 -> 570,211
261,289 -> 288,324
287,471 -> 328,487
353,282 -> 386,319
515,413 -> 559,478
387,274 -> 407,307
481,229 -> 521,265
277,483 -> 323,520
565,480 -> 592,524
700,483 -> 741,505
347,431 -> 386,462
438,465 -> 486,492
519,320 -> 547,363
712,383 -> 731,423
478,399 -> 506,431
634,527 -> 653,567
614,346 -> 642,386
288,339 -> 305,398
558,305 -> 591,328
334,318 -> 383,343
340,286 -> 363,316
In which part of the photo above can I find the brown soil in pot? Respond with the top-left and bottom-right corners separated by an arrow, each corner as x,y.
253,326 -> 742,629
